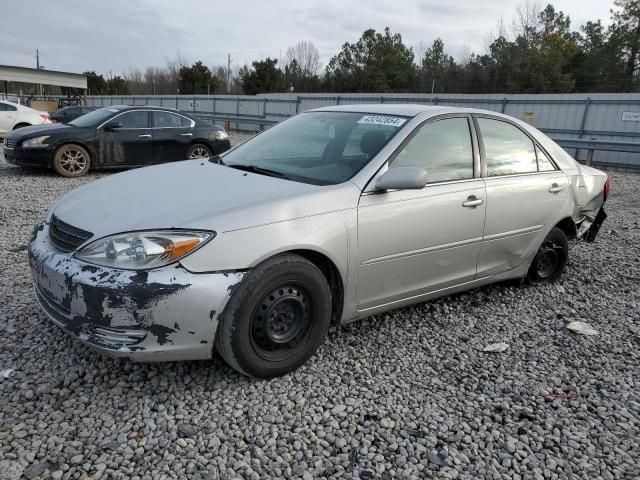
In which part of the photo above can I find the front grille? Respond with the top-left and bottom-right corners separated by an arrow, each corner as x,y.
49,215 -> 93,252
4,138 -> 15,148
89,326 -> 147,347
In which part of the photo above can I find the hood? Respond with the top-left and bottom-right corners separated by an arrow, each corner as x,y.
50,160 -> 355,240
8,122 -> 72,140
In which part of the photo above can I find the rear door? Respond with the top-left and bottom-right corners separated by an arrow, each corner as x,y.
151,111 -> 194,163
98,110 -> 153,166
0,102 -> 18,134
357,115 -> 486,310
474,116 -> 569,277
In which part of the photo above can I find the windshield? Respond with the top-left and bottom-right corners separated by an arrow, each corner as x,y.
68,107 -> 119,127
222,111 -> 407,185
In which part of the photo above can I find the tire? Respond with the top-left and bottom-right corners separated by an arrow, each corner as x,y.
186,143 -> 213,160
215,254 -> 332,378
13,123 -> 31,130
53,144 -> 91,178
526,227 -> 568,284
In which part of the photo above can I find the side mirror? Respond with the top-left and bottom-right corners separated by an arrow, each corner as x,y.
104,121 -> 122,131
375,166 -> 428,191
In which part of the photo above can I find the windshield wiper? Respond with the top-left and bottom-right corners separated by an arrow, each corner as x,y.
225,163 -> 289,180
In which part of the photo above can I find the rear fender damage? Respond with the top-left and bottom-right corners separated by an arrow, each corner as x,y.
574,167 -> 608,243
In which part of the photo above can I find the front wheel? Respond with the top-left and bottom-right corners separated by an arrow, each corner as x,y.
527,227 -> 568,284
53,144 -> 91,177
186,143 -> 213,160
215,254 -> 332,378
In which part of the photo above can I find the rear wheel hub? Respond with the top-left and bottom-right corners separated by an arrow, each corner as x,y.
535,241 -> 561,279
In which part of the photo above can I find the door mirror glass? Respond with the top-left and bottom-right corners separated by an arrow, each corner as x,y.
104,121 -> 122,131
375,166 -> 428,191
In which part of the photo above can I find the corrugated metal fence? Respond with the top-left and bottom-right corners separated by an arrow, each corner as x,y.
88,92 -> 640,168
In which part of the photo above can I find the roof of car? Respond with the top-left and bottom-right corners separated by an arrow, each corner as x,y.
109,105 -> 180,112
309,104 -> 484,117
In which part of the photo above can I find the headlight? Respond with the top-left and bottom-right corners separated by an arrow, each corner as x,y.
75,230 -> 213,270
213,130 -> 229,141
22,136 -> 50,148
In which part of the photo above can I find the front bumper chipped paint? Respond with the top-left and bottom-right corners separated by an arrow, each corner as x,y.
28,220 -> 244,362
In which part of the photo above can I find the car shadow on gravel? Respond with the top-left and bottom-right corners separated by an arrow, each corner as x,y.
28,277 -> 547,388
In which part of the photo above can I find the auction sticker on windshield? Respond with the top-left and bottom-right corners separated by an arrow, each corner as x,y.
357,115 -> 406,127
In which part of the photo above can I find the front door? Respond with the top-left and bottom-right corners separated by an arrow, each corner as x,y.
151,110 -> 194,163
98,110 -> 152,166
357,116 -> 486,310
474,117 -> 570,277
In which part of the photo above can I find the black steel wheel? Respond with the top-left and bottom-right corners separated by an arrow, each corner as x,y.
527,227 -> 568,284
250,284 -> 313,361
215,254 -> 332,378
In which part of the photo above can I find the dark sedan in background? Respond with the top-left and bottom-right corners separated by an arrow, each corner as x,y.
50,105 -> 97,123
2,106 -> 231,177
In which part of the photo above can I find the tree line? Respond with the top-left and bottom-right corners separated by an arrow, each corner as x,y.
83,0 -> 640,96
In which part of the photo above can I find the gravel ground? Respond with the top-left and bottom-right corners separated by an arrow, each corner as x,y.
0,141 -> 639,480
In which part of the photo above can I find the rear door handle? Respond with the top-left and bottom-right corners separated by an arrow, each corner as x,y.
137,134 -> 151,138
549,183 -> 564,193
180,132 -> 193,137
462,196 -> 483,208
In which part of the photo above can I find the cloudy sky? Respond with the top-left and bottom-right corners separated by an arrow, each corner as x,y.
2,0 -> 615,75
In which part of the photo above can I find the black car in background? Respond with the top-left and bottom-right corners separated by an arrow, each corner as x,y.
2,105 -> 231,177
50,105 -> 97,123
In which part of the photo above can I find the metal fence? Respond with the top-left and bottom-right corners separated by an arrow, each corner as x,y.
81,92 -> 640,169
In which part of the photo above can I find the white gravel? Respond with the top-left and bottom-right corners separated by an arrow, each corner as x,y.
0,142 -> 639,479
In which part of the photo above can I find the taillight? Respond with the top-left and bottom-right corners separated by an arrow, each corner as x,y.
40,113 -> 50,121
603,176 -> 610,201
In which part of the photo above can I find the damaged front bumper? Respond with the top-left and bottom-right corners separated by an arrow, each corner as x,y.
28,221 -> 244,362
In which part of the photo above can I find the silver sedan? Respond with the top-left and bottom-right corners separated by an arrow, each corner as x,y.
28,105 -> 609,377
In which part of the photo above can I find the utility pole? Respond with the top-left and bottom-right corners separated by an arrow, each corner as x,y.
36,49 -> 42,97
227,53 -> 231,94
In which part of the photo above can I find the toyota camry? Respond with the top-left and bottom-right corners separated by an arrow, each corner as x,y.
28,105 -> 609,378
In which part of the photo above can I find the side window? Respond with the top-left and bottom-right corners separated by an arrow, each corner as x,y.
0,103 -> 17,112
117,111 -> 150,128
181,116 -> 193,127
536,145 -> 556,171
154,111 -> 185,128
478,118 -> 537,176
391,117 -> 474,183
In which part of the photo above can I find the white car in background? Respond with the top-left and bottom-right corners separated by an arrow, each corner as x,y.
0,100 -> 51,137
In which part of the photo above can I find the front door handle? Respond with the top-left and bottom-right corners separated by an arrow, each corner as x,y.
549,183 -> 564,193
180,132 -> 193,136
462,196 -> 483,208
138,134 -> 151,138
